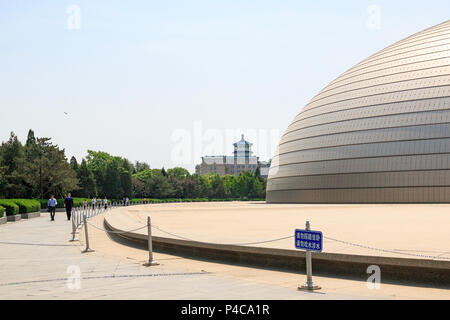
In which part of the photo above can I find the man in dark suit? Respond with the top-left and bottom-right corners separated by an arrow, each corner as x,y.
64,193 -> 74,221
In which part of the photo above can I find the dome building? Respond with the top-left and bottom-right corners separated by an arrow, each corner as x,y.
267,20 -> 450,203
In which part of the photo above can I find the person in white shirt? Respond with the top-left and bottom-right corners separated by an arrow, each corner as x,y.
91,197 -> 96,209
47,195 -> 58,221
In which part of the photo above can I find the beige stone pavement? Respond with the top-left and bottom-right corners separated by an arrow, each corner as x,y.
0,204 -> 449,299
0,210 -> 358,300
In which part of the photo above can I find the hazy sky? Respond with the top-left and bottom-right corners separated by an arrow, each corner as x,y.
1,1 -> 449,172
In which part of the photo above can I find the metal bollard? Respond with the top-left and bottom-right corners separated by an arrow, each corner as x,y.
70,211 -> 78,241
299,221 -> 321,291
82,213 -> 94,253
144,216 -> 159,266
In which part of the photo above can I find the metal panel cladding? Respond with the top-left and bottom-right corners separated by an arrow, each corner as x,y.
267,20 -> 450,203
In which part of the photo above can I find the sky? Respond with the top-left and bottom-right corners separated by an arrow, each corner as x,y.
0,1 -> 449,172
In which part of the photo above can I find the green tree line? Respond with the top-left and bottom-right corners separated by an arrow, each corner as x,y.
132,167 -> 266,199
0,130 -> 267,200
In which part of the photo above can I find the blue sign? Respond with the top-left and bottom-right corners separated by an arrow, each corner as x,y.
295,229 -> 323,252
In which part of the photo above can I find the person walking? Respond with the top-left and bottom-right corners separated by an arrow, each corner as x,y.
103,197 -> 108,210
47,195 -> 57,221
97,198 -> 102,208
91,197 -> 96,209
64,193 -> 74,221
125,197 -> 129,206
83,199 -> 88,209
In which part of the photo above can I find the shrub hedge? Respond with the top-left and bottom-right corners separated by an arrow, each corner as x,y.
122,197 -> 265,204
0,205 -> 4,218
10,199 -> 41,214
37,198 -> 100,209
0,200 -> 20,216
1,197 -> 265,214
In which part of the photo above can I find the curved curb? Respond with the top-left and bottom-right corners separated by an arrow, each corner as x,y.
104,216 -> 450,287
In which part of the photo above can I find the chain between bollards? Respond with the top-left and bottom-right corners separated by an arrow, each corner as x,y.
73,200 -> 146,253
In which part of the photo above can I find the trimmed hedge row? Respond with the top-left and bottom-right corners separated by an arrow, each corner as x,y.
10,199 -> 41,214
0,197 -> 266,215
37,198 -> 93,209
0,200 -> 20,216
0,205 -> 4,218
125,198 -> 266,204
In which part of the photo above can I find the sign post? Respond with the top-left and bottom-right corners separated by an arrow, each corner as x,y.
295,221 -> 322,291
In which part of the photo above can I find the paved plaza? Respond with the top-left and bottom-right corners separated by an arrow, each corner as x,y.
111,202 -> 450,260
0,204 -> 449,299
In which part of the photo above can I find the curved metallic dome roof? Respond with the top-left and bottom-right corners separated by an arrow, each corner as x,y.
267,20 -> 450,203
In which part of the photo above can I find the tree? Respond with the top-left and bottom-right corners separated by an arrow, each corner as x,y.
134,161 -> 150,173
146,174 -> 174,198
23,137 -> 79,198
191,173 -> 209,198
236,171 -> 252,198
25,129 -> 36,147
0,163 -> 5,195
132,176 -> 146,198
70,156 -> 79,173
254,167 -> 263,182
209,174 -> 225,198
234,170 -> 265,199
222,174 -> 238,198
120,158 -> 133,198
24,130 -> 40,197
77,159 -> 97,197
86,150 -> 111,196
86,150 -> 134,199
181,176 -> 201,198
103,159 -> 123,199
1,132 -> 24,174
0,132 -> 27,198
167,167 -> 190,180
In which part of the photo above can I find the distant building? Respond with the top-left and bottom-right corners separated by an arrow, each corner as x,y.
195,134 -> 271,178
